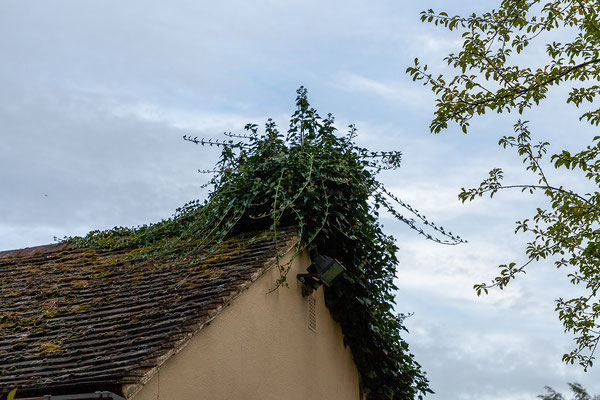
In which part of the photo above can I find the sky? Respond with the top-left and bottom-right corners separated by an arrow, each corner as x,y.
1,1 -> 599,399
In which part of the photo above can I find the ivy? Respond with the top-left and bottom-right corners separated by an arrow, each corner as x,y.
69,87 -> 463,399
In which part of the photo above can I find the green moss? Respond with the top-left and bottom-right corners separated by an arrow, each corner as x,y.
71,304 -> 91,313
0,312 -> 36,332
0,312 -> 22,325
11,341 -> 26,351
36,342 -> 62,355
71,280 -> 89,289
35,285 -> 60,300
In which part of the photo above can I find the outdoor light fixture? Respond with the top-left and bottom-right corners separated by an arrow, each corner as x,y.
297,254 -> 346,297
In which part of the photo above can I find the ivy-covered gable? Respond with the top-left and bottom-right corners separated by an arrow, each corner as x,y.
10,88 -> 460,399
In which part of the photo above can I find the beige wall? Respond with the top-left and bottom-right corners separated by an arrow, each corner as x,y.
133,248 -> 362,400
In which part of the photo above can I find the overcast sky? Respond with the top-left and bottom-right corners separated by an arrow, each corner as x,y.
2,1 -> 599,399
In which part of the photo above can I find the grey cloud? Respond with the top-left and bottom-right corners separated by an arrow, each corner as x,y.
406,318 -> 599,400
0,83 -> 217,250
2,1 -> 600,398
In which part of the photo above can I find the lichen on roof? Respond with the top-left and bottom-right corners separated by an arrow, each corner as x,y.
0,227 -> 296,397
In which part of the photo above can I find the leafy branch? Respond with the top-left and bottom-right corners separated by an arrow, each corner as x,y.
460,120 -> 600,369
412,0 -> 600,371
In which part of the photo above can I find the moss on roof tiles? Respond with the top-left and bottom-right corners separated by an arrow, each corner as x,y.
0,228 -> 296,397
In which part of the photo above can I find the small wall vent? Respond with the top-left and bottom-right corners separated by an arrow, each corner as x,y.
308,296 -> 317,332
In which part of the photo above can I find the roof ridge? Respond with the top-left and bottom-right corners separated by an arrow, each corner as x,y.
0,242 -> 78,259
0,225 -> 299,260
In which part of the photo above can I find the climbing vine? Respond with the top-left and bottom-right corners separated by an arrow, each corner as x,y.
70,87 -> 463,399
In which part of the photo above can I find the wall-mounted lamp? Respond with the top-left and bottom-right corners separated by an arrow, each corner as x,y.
297,254 -> 346,297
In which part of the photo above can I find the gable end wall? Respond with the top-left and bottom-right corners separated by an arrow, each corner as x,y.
132,248 -> 362,400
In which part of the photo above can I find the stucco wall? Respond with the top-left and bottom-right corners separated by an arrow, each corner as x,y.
133,248 -> 362,400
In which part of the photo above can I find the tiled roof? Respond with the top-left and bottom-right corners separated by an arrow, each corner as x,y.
0,228 -> 296,398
